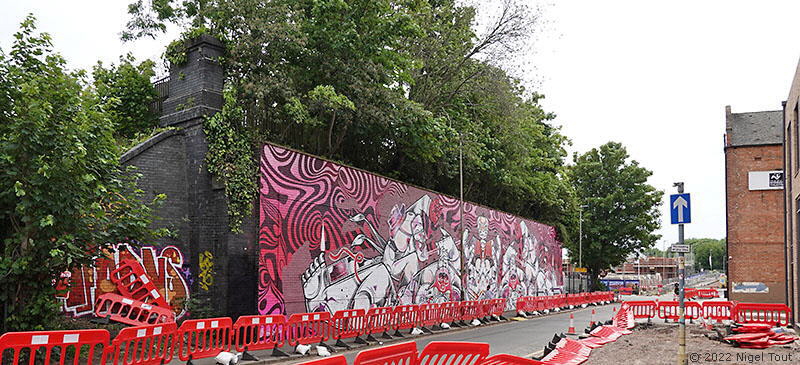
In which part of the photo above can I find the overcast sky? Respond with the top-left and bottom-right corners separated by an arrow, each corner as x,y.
2,1 -> 799,250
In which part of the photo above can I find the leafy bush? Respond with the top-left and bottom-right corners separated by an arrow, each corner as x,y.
0,15 -> 165,332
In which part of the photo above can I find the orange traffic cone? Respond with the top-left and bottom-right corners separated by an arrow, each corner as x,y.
566,313 -> 577,335
589,309 -> 596,327
612,306 -> 617,313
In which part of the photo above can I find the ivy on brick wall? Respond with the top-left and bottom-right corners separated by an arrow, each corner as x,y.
164,27 -> 209,67
204,86 -> 257,233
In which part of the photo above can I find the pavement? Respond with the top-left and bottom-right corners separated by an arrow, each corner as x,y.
170,298 -> 646,365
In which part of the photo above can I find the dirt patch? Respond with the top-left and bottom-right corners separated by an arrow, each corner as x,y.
585,324 -> 799,365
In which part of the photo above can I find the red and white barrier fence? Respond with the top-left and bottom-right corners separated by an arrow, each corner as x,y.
702,301 -> 734,323
0,290 -> 628,364
515,292 -> 614,315
232,314 -> 286,356
656,301 -> 702,322
94,293 -> 175,326
175,317 -> 232,362
733,303 -> 791,327
104,322 -> 176,365
615,300 -> 791,327
0,329 -> 110,365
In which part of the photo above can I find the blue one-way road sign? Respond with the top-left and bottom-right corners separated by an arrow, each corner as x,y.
670,193 -> 691,224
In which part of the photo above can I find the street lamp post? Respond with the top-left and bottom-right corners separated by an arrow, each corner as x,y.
578,204 -> 589,293
578,204 -> 589,269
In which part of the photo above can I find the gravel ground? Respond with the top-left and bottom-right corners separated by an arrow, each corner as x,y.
585,324 -> 799,365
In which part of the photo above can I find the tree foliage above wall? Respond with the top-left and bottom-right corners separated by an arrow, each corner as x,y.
124,0 -> 582,242
92,54 -> 159,141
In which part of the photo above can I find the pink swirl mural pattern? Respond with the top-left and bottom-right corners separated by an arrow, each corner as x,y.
258,144 -> 563,315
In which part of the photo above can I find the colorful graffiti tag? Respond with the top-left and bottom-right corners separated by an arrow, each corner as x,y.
57,243 -> 191,318
198,251 -> 215,291
258,145 -> 563,315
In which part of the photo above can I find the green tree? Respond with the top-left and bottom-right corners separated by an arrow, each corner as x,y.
122,0 -> 580,243
92,54 -> 159,141
686,238 -> 725,271
0,16 -> 164,331
643,246 -> 665,257
568,142 -> 664,288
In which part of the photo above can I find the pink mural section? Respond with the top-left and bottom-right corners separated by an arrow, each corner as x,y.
56,243 -> 191,318
258,144 -> 563,315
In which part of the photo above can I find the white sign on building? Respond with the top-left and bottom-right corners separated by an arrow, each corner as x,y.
748,170 -> 783,191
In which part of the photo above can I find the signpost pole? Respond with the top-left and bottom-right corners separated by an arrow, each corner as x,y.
675,182 -> 687,365
579,208 -> 582,269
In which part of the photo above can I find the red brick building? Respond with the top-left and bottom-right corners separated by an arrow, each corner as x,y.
613,256 -> 678,280
724,106 -> 786,304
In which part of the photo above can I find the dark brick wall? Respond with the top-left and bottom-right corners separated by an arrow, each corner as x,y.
119,35 -> 257,319
121,130 -> 190,249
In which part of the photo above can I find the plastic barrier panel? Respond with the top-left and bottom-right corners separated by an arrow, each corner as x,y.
418,341 -> 489,365
331,309 -> 366,341
392,306 -> 418,334
566,294 -> 580,307
460,301 -> 480,322
555,294 -> 568,308
541,348 -> 586,365
622,301 -> 656,319
104,323 -> 176,365
418,303 -> 441,329
94,293 -> 175,326
733,303 -> 791,326
0,329 -> 110,365
176,317 -> 232,361
591,326 -> 623,341
656,301 -> 701,321
481,354 -> 549,365
490,298 -> 506,317
540,296 -> 553,311
697,289 -> 718,299
232,315 -> 285,352
287,312 -> 331,346
476,300 -> 491,319
702,301 -> 734,323
365,307 -> 394,338
556,338 -> 591,358
297,355 -> 349,365
533,297 -> 547,312
515,298 -> 527,313
110,260 -> 170,308
353,341 -> 417,365
439,302 -> 460,324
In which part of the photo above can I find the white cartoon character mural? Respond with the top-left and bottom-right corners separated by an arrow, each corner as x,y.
500,241 -> 526,310
413,229 -> 461,303
464,216 -> 500,300
300,195 -> 462,312
521,222 -> 558,296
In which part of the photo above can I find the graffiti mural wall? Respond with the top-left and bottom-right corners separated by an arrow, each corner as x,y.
258,144 -> 563,315
57,243 -> 191,318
